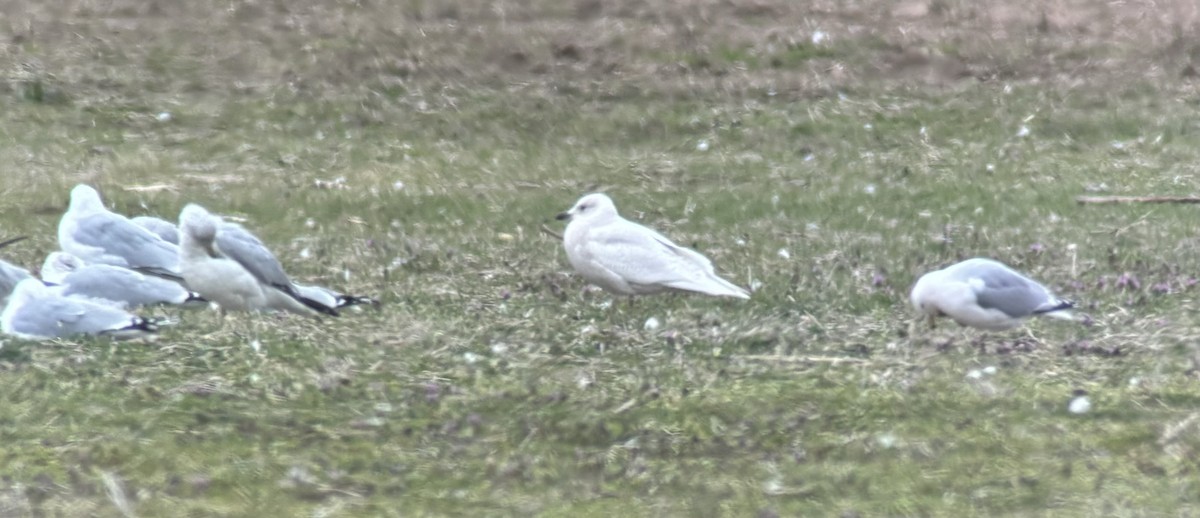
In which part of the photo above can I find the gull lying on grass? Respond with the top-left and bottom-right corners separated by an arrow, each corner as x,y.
143,211 -> 375,310
1,278 -> 158,340
58,184 -> 183,281
556,193 -> 750,299
179,204 -> 338,316
42,251 -> 206,309
132,215 -> 180,245
910,258 -> 1075,331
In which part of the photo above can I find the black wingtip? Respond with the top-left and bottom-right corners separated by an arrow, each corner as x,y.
1034,300 -> 1076,315
336,294 -> 381,309
184,292 -> 209,304
133,267 -> 186,283
298,295 -> 340,317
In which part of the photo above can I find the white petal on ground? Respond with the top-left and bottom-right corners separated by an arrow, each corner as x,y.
41,251 -> 204,308
58,184 -> 183,280
555,193 -> 750,299
1,278 -> 157,340
910,258 -> 1074,331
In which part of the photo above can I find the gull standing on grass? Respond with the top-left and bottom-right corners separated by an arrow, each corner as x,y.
910,258 -> 1075,331
178,204 -> 338,316
58,184 -> 183,281
1,278 -> 158,340
41,251 -> 206,309
556,193 -> 750,299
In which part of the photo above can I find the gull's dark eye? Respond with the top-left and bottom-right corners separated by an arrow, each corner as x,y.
579,204 -> 589,211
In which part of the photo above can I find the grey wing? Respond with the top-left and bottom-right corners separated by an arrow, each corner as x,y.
9,296 -> 118,337
972,270 -> 1055,318
71,213 -> 179,270
63,266 -> 188,306
132,216 -> 180,245
7,297 -> 76,337
52,297 -> 142,335
585,224 -> 711,289
215,224 -> 293,288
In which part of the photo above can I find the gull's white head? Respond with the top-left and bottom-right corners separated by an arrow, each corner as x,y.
178,203 -> 219,247
556,193 -> 618,224
69,184 -> 104,212
41,252 -> 85,284
909,270 -> 940,316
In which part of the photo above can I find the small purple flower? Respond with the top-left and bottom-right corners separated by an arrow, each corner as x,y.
1116,272 -> 1141,291
424,382 -> 441,403
872,273 -> 887,287
1152,283 -> 1171,294
1029,243 -> 1045,253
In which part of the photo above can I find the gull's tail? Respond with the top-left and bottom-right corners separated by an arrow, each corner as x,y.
335,294 -> 381,308
181,292 -> 209,308
671,274 -> 751,300
1034,299 -> 1076,321
101,316 -> 160,340
287,286 -> 340,317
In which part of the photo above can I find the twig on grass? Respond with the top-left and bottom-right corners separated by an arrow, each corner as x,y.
540,224 -> 564,241
1076,195 -> 1200,204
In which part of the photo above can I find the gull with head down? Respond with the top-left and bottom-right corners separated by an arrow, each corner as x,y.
556,193 -> 749,300
178,204 -> 339,316
910,257 -> 1075,331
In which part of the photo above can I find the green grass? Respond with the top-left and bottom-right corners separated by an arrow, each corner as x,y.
3,0 -> 1200,515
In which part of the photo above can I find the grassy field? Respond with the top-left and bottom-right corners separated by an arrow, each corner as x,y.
4,0 -> 1200,515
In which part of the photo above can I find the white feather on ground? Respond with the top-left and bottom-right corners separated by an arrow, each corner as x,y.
41,251 -> 205,309
58,185 -> 183,281
910,257 -> 1075,331
555,193 -> 750,299
1,278 -> 158,340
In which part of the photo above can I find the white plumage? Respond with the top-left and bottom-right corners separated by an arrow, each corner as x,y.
556,193 -> 749,299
